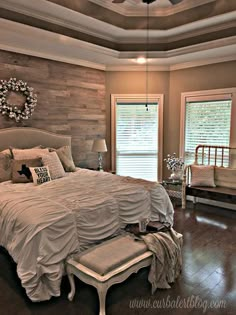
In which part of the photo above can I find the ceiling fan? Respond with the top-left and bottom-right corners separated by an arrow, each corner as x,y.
112,0 -> 183,4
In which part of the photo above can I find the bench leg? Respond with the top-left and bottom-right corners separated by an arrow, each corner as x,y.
67,272 -> 76,301
182,186 -> 186,209
97,283 -> 108,315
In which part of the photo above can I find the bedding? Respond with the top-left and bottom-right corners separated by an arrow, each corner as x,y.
0,168 -> 174,302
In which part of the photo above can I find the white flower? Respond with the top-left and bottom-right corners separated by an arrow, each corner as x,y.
0,77 -> 37,122
164,153 -> 184,171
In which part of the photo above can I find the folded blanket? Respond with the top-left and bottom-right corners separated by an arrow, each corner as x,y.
142,228 -> 183,293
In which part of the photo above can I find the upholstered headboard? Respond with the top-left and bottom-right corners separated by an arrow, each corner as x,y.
0,127 -> 71,151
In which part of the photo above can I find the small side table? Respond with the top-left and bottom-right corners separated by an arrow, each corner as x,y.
161,180 -> 182,207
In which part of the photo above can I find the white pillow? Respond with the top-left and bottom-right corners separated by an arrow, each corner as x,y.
30,166 -> 51,185
41,151 -> 66,180
190,165 -> 215,187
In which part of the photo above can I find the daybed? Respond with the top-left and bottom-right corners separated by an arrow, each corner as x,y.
0,127 -> 174,302
182,145 -> 236,209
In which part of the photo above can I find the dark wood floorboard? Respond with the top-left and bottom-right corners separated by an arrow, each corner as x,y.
0,201 -> 236,315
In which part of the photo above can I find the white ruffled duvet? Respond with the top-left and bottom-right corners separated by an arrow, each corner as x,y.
0,169 -> 173,301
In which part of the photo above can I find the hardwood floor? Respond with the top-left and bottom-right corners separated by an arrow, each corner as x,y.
0,202 -> 235,315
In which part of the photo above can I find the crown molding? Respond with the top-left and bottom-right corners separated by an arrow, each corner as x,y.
1,0 -> 235,46
0,0 -> 116,43
106,55 -> 236,71
116,14 -> 236,43
106,64 -> 170,71
166,36 -> 236,58
0,43 -> 106,71
117,36 -> 236,59
1,17 -> 235,72
89,0 -> 216,17
169,55 -> 236,70
0,18 -> 118,70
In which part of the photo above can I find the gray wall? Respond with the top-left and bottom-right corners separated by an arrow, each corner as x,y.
0,50 -> 106,169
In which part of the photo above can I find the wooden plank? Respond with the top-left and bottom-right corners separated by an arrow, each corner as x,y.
0,50 -> 106,169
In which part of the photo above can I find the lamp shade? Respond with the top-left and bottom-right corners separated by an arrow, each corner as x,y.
92,139 -> 107,152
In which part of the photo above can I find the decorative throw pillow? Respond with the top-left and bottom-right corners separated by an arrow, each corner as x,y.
215,167 -> 236,189
0,149 -> 12,182
11,147 -> 49,160
50,146 -> 76,172
41,151 -> 66,180
30,166 -> 52,185
190,164 -> 215,187
12,158 -> 42,183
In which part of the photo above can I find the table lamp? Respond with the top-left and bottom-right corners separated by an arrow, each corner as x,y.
92,139 -> 107,171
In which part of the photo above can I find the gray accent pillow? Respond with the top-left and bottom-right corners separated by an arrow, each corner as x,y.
50,146 -> 76,172
41,151 -> 66,180
0,149 -> 12,182
12,158 -> 43,183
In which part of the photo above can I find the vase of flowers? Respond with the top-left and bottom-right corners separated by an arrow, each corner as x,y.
164,153 -> 184,181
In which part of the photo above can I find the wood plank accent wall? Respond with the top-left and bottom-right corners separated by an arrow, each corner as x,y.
0,50 -> 106,169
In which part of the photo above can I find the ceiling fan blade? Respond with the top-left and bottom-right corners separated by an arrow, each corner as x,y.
143,0 -> 156,3
112,0 -> 183,4
112,0 -> 126,3
169,0 -> 183,4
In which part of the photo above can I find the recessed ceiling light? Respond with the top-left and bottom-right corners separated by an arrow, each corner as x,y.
137,57 -> 147,64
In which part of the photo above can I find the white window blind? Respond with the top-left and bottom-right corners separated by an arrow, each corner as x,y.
116,103 -> 158,181
185,99 -> 232,165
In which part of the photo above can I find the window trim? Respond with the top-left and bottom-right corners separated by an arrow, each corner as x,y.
180,88 -> 236,162
111,94 -> 164,181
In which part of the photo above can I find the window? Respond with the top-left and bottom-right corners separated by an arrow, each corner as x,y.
180,89 -> 236,166
111,95 -> 163,181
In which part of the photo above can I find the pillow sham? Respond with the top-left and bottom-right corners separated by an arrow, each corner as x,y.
11,147 -> 49,160
215,167 -> 236,189
12,158 -> 42,183
190,164 -> 215,187
0,149 -> 12,182
30,166 -> 52,185
41,151 -> 66,180
49,146 -> 76,172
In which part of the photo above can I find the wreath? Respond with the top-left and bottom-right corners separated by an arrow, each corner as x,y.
0,77 -> 37,122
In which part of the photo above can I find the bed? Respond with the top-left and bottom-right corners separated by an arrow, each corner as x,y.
0,127 -> 174,302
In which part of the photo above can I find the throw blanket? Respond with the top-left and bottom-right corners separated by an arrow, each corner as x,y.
142,228 -> 183,293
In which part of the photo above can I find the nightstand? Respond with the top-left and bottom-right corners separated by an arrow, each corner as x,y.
106,170 -> 116,174
161,180 -> 182,207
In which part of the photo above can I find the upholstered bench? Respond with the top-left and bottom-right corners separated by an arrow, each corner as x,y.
66,234 -> 153,315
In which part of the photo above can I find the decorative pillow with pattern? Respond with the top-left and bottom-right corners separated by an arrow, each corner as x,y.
12,158 -> 43,183
11,147 -> 49,160
0,149 -> 12,182
50,146 -> 76,172
41,151 -> 66,180
30,166 -> 52,185
190,164 -> 215,187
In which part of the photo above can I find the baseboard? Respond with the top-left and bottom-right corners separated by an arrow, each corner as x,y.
186,196 -> 236,211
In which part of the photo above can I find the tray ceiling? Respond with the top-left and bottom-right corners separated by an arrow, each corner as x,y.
0,0 -> 235,70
